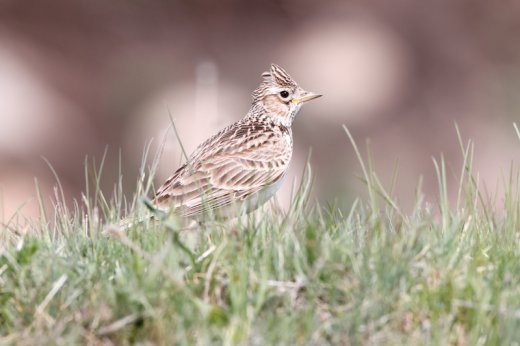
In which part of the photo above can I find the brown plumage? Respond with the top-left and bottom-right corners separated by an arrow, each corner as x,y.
153,64 -> 321,219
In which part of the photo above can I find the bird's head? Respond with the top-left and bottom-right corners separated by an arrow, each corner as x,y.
251,64 -> 321,127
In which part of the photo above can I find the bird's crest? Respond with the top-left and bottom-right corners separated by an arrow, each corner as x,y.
262,64 -> 297,88
252,64 -> 297,102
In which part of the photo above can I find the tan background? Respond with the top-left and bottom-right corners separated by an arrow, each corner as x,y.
1,1 -> 519,221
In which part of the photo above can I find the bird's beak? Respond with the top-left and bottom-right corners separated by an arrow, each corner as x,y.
292,91 -> 322,104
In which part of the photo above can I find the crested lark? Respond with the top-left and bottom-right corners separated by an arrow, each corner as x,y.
153,64 -> 321,220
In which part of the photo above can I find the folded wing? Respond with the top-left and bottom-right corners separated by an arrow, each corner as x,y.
153,120 -> 291,218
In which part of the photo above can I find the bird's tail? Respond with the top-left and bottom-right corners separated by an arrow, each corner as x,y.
118,213 -> 154,231
105,197 -> 165,232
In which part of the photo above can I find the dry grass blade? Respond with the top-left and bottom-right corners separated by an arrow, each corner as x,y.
97,314 -> 141,336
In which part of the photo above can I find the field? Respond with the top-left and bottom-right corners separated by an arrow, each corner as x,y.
1,126 -> 520,345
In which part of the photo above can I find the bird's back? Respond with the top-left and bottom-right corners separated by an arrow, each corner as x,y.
153,115 -> 293,219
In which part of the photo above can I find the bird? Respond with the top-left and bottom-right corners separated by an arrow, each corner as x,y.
152,64 -> 321,221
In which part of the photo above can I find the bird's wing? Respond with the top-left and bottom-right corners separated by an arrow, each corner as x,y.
153,121 -> 291,218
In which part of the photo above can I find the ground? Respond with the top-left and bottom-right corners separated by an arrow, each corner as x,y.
1,131 -> 520,345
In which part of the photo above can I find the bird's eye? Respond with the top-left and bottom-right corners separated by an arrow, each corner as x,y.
279,90 -> 290,99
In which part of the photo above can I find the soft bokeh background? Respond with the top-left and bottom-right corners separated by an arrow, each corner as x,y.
1,1 -> 520,222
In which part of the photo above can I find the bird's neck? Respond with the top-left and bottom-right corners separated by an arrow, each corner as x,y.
246,102 -> 294,128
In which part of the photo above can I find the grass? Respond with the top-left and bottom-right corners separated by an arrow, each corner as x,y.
1,125 -> 520,345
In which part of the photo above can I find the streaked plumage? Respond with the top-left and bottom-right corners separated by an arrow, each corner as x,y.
153,64 -> 321,219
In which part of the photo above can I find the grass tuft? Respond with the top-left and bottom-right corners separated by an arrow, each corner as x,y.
1,125 -> 520,344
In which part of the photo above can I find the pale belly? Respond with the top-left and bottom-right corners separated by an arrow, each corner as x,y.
242,173 -> 287,213
182,173 -> 287,221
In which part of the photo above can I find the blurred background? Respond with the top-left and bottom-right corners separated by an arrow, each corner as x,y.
1,0 -> 520,222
